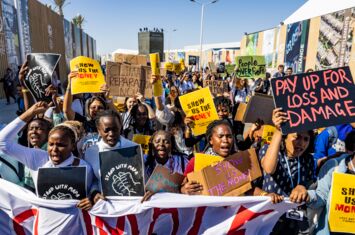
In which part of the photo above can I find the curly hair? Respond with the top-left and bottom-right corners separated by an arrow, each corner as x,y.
203,119 -> 235,152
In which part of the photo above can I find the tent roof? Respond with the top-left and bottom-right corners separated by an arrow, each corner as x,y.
284,0 -> 355,24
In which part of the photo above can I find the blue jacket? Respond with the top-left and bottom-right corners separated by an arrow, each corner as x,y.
313,124 -> 354,163
307,154 -> 351,235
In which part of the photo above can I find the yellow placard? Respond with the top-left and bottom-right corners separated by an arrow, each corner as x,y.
173,63 -> 182,74
179,87 -> 219,136
261,125 -> 276,145
132,134 -> 151,155
194,153 -> 224,172
329,172 -> 355,233
180,59 -> 186,71
70,56 -> 105,95
149,53 -> 160,76
164,62 -> 174,72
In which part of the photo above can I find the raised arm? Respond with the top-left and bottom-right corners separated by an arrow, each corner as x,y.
18,61 -> 33,110
261,108 -> 288,174
0,102 -> 49,170
63,71 -> 77,120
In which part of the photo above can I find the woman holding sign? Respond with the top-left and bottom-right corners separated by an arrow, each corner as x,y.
0,102 -> 94,210
259,108 -> 315,233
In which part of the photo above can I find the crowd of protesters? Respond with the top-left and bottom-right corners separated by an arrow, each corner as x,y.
0,61 -> 353,235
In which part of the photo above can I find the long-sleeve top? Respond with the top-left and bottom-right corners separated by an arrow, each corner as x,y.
307,154 -> 350,234
84,137 -> 138,193
0,117 -> 94,193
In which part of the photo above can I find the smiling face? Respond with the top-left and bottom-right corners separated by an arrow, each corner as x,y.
285,132 -> 310,158
47,130 -> 74,165
89,99 -> 105,119
27,120 -> 49,148
152,132 -> 172,160
209,124 -> 234,158
97,116 -> 121,147
126,97 -> 137,111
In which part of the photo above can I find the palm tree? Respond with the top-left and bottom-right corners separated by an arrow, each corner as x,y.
52,0 -> 68,16
72,14 -> 85,29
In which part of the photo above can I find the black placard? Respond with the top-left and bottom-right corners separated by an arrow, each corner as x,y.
24,53 -> 61,102
37,166 -> 87,200
243,94 -> 275,125
271,67 -> 355,134
99,145 -> 145,197
188,55 -> 197,65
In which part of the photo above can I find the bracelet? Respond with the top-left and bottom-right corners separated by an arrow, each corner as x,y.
260,191 -> 268,196
22,89 -> 29,93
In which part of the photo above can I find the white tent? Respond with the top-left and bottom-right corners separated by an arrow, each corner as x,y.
284,0 -> 355,24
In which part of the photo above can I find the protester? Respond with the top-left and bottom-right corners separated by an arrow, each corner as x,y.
0,102 -> 94,210
273,64 -> 285,78
84,109 -> 137,203
259,108 -> 315,234
285,67 -> 293,76
121,96 -> 138,129
306,131 -> 355,234
313,123 -> 355,170
1,68 -> 17,105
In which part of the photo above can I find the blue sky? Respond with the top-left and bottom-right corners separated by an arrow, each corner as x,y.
40,0 -> 306,55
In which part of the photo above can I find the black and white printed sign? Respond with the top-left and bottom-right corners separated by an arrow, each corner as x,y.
37,166 -> 87,200
25,53 -> 61,102
100,145 -> 145,197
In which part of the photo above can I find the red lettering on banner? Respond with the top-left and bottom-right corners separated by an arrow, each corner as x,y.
12,209 -> 38,235
227,206 -> 273,235
95,215 -> 139,235
344,100 -> 355,116
191,111 -> 211,121
187,207 -> 207,235
148,208 -> 179,235
81,210 -> 94,235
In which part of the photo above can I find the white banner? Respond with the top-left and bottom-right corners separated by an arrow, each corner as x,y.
0,179 -> 297,235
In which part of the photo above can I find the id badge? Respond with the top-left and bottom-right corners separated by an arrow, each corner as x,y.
286,209 -> 304,221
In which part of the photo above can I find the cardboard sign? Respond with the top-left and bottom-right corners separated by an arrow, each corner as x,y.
179,87 -> 219,136
187,149 -> 262,196
194,153 -> 224,172
132,134 -> 151,155
235,56 -> 266,79
99,145 -> 145,197
145,165 -> 184,193
70,56 -> 106,95
234,103 -> 247,122
37,166 -> 87,200
271,67 -> 355,134
24,53 -> 61,102
113,53 -> 147,66
189,56 -> 197,66
203,80 -> 229,96
242,94 -> 275,125
208,62 -> 217,72
328,172 -> 355,233
106,61 -> 152,98
261,125 -> 276,145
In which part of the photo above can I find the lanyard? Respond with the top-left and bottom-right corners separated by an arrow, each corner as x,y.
284,155 -> 300,189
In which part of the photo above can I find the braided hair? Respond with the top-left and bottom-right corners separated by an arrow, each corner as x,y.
203,119 -> 235,153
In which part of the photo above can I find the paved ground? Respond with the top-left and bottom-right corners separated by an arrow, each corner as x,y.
0,99 -> 18,125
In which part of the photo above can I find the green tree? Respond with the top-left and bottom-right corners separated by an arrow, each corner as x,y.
52,0 -> 68,16
72,14 -> 85,29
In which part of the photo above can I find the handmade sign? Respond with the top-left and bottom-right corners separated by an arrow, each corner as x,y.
106,61 -> 152,98
145,165 -> 184,193
70,56 -> 105,95
194,153 -> 224,172
149,53 -> 163,97
179,87 -> 219,136
99,145 -> 145,197
113,53 -> 147,66
24,53 -> 61,102
132,134 -> 151,155
37,166 -> 86,200
179,58 -> 186,71
235,56 -> 266,79
208,62 -> 217,72
189,55 -> 197,65
261,125 -> 276,145
243,94 -> 275,125
271,67 -> 355,134
187,149 -> 262,196
203,79 -> 229,96
328,172 -> 355,233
